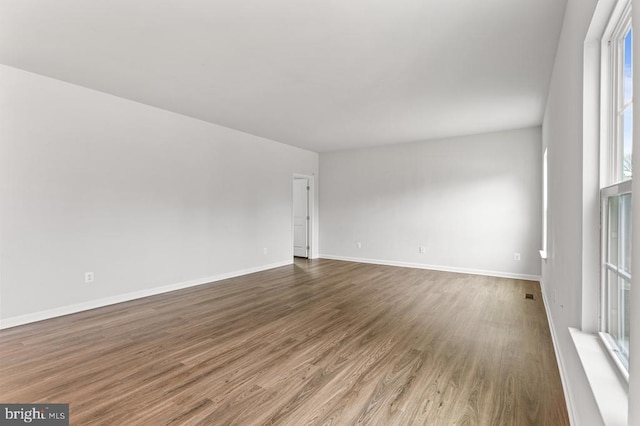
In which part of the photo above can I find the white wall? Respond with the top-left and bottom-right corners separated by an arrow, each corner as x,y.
319,127 -> 541,279
541,0 -> 603,424
0,65 -> 318,325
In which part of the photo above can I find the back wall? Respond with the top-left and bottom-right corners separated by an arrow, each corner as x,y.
319,127 -> 542,279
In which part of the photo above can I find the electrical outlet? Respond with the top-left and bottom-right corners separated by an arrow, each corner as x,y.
419,246 -> 426,254
514,253 -> 521,261
357,242 -> 362,249
85,272 -> 94,283
263,247 -> 268,255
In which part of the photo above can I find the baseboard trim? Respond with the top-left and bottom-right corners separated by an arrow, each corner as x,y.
0,260 -> 292,330
319,254 -> 541,281
539,279 -> 577,425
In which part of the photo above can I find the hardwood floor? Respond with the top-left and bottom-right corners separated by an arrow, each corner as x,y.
0,259 -> 568,425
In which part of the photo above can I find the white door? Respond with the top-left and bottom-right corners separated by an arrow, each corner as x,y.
293,178 -> 309,258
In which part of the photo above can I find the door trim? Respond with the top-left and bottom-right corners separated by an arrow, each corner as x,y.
292,173 -> 315,259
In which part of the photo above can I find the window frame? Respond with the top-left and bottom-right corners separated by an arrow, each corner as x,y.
606,8 -> 633,185
600,181 -> 632,372
540,148 -> 548,259
599,0 -> 633,377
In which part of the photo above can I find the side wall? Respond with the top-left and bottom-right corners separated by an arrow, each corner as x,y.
0,65 -> 319,325
319,127 -> 541,279
541,0 -> 602,424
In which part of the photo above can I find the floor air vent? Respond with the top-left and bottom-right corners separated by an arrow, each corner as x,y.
525,293 -> 535,300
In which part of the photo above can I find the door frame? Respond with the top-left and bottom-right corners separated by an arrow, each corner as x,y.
292,173 -> 315,259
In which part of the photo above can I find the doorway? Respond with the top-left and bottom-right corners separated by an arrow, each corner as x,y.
293,175 -> 311,258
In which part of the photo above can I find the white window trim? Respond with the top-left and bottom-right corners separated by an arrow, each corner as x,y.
570,328 -> 628,425
599,186 -> 633,375
599,0 -> 633,374
570,0 -> 633,423
603,1 -> 633,185
540,148 -> 548,260
599,331 -> 630,382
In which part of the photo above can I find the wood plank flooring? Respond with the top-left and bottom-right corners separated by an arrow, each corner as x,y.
0,259 -> 568,425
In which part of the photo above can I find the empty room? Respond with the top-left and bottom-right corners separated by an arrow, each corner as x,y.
1,0 -> 638,425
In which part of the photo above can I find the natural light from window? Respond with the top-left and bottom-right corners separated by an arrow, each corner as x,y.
601,9 -> 632,372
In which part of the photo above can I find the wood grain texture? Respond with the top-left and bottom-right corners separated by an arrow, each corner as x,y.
0,259 -> 568,425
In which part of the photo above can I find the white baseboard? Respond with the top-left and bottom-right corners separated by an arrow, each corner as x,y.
0,260 -> 292,330
319,254 -> 541,281
539,279 -> 577,426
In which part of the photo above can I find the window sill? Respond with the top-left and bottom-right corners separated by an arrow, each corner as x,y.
539,250 -> 548,260
569,327 -> 628,425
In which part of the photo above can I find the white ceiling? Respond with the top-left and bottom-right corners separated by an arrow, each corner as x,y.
0,0 -> 567,152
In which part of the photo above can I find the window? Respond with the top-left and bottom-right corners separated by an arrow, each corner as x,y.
541,148 -> 548,259
600,1 -> 632,372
